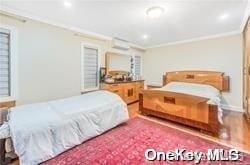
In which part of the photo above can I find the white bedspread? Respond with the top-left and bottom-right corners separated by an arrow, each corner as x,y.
8,90 -> 129,165
155,82 -> 223,124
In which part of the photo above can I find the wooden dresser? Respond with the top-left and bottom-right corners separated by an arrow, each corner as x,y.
101,80 -> 144,104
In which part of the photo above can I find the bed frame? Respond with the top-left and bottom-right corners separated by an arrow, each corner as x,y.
139,71 -> 229,135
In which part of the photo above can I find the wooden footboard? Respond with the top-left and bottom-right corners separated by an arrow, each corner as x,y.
139,90 -> 220,135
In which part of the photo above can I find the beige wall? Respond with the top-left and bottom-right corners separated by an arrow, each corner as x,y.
0,14 -> 143,105
143,34 -> 243,111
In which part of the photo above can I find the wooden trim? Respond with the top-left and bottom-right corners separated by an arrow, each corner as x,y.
163,70 -> 229,91
243,16 -> 250,117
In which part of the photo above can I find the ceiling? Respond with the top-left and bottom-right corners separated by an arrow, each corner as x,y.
0,0 -> 249,48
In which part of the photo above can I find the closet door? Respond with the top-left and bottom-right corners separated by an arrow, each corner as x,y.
247,20 -> 250,117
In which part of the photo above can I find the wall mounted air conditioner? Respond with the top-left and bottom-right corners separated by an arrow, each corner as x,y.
112,38 -> 130,50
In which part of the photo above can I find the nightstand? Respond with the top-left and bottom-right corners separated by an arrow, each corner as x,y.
0,99 -> 15,109
0,138 -> 5,165
0,100 -> 15,165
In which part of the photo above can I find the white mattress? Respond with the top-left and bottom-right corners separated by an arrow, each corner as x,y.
155,82 -> 223,124
7,90 -> 129,165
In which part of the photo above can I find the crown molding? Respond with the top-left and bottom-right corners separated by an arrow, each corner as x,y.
0,6 -> 113,40
0,3 -> 247,51
130,43 -> 145,51
146,0 -> 248,49
145,30 -> 241,49
0,6 -> 145,50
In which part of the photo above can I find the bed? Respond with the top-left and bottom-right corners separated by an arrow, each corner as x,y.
139,71 -> 229,135
0,90 -> 129,165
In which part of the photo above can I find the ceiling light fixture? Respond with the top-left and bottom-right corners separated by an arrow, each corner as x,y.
219,13 -> 229,20
146,6 -> 164,18
142,34 -> 148,39
63,1 -> 72,8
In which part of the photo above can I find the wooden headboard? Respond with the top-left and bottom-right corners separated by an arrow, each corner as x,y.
163,71 -> 229,91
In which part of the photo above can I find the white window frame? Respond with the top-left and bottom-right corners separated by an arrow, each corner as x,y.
81,42 -> 101,92
0,24 -> 18,100
132,54 -> 142,76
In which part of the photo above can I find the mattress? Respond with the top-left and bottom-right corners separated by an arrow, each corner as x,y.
7,90 -> 129,165
154,82 -> 223,124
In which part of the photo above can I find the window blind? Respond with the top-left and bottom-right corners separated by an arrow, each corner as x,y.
0,28 -> 10,98
134,55 -> 141,76
82,46 -> 99,90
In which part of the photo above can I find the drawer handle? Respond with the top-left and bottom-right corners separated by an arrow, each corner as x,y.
128,89 -> 134,97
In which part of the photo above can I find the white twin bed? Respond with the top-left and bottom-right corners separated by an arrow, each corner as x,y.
1,90 -> 129,165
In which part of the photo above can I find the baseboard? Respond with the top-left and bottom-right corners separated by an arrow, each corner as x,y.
221,104 -> 244,112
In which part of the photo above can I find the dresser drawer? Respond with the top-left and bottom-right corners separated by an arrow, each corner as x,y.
110,88 -> 123,97
100,81 -> 144,104
101,83 -> 120,90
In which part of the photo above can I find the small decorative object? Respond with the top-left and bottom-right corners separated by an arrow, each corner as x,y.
126,77 -> 132,81
100,67 -> 106,82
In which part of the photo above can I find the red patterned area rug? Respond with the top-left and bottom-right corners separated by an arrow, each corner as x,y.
43,117 -> 250,165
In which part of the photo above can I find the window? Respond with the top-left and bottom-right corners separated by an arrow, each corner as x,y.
134,55 -> 142,76
0,26 -> 17,99
81,44 -> 100,92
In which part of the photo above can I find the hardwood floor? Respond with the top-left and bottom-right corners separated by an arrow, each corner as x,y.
128,102 -> 250,152
7,102 -> 250,165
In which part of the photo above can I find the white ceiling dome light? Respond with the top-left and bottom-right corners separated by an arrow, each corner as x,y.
63,0 -> 72,8
146,6 -> 165,18
142,34 -> 149,39
218,13 -> 230,20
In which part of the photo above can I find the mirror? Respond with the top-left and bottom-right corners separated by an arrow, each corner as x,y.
106,52 -> 132,74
